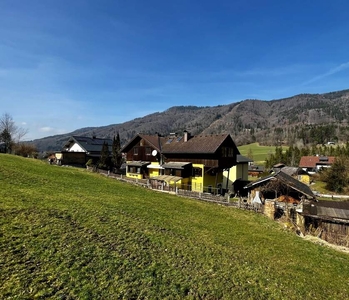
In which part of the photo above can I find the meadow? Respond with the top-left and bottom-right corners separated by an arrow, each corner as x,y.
1,154 -> 349,299
238,143 -> 287,164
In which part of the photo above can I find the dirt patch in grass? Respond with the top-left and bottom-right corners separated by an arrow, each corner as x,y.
302,235 -> 349,254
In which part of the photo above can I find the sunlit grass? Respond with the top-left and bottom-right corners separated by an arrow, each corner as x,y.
0,154 -> 348,299
238,142 -> 288,164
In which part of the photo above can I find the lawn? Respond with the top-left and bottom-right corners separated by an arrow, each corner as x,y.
1,154 -> 348,299
238,142 -> 288,164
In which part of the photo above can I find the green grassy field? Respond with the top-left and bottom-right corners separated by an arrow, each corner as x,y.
1,154 -> 349,299
238,143 -> 288,164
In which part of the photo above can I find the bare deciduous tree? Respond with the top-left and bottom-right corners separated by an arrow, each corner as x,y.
0,113 -> 28,153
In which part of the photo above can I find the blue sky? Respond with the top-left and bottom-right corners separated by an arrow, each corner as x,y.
1,0 -> 349,140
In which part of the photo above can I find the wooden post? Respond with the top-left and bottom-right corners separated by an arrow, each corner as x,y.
225,168 -> 230,193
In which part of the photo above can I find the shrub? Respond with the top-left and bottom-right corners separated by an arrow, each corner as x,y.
86,159 -> 94,167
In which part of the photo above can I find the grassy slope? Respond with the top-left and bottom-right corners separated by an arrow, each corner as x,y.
238,143 -> 289,164
1,155 -> 348,299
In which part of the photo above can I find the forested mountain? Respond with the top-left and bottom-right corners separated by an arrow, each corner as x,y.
32,89 -> 349,152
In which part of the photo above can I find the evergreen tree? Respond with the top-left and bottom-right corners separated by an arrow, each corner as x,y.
112,132 -> 122,169
0,128 -> 12,153
98,141 -> 110,169
321,156 -> 349,193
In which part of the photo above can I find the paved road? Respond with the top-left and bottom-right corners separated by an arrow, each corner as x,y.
316,193 -> 349,199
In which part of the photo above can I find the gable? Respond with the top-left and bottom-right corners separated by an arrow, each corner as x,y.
68,142 -> 85,152
63,136 -> 113,153
121,134 -> 162,153
244,170 -> 314,199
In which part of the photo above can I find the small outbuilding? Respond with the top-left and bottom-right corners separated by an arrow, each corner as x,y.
297,200 -> 349,247
244,170 -> 315,204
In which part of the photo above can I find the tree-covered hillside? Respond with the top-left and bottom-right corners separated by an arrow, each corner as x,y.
31,89 -> 349,152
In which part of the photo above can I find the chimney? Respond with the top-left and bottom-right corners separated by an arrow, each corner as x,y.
183,130 -> 190,142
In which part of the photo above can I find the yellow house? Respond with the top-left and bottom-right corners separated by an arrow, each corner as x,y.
223,155 -> 253,193
121,132 -> 240,194
276,166 -> 311,185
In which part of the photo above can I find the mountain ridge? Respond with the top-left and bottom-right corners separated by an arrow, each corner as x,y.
32,89 -> 349,152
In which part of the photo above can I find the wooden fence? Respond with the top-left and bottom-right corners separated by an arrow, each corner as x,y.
94,169 -> 238,206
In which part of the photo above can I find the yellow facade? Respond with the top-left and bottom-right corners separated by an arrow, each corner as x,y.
126,172 -> 143,180
125,161 -> 145,180
147,162 -> 162,178
191,164 -> 204,192
298,174 -> 310,185
125,161 -> 227,193
191,163 -> 224,193
223,163 -> 249,190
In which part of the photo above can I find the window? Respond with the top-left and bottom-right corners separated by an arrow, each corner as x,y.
146,147 -> 152,155
193,167 -> 202,177
164,168 -> 182,177
221,147 -> 234,157
134,147 -> 138,155
128,166 -> 141,174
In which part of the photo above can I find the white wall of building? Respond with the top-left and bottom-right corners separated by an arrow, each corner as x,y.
69,143 -> 85,152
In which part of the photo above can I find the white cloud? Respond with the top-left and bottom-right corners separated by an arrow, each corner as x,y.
39,127 -> 54,133
303,61 -> 349,85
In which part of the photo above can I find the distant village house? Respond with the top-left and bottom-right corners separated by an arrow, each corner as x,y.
299,156 -> 335,174
55,135 -> 113,167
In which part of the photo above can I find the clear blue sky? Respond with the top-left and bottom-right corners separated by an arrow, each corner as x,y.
1,0 -> 349,140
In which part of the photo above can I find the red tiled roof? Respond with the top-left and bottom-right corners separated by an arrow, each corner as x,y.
299,156 -> 335,168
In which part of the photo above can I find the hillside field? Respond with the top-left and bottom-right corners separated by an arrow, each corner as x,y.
0,154 -> 348,299
238,143 -> 286,164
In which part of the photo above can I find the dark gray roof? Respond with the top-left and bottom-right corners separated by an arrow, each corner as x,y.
64,136 -> 113,153
303,200 -> 349,221
317,206 -> 349,220
237,155 -> 253,163
126,161 -> 151,167
244,170 -> 314,199
279,167 -> 309,176
162,162 -> 192,169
